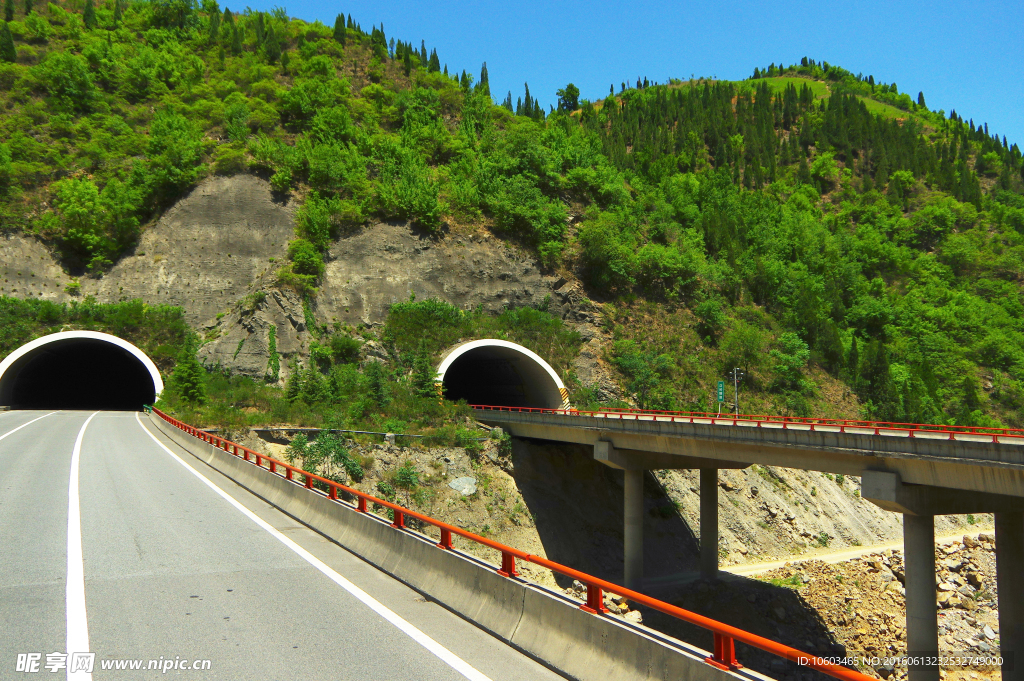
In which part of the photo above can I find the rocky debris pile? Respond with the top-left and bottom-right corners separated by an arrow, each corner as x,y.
755,534 -> 1001,680
562,580 -> 643,624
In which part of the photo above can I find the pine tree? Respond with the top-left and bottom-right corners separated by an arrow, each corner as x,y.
284,362 -> 303,403
419,40 -> 426,64
917,91 -> 926,108
0,22 -> 15,63
83,0 -> 96,28
172,335 -> 207,405
346,13 -> 352,29
112,0 -> 121,26
333,13 -> 345,44
427,47 -> 439,72
279,48 -> 288,73
5,0 -> 14,22
23,0 -> 30,15
230,24 -> 241,54
402,48 -> 411,76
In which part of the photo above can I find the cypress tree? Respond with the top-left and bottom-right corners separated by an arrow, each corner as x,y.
412,341 -> 435,398
419,40 -> 426,64
3,0 -> 12,22
23,0 -> 30,16
917,91 -> 925,108
112,0 -> 121,26
207,5 -> 220,42
346,13 -> 352,29
264,25 -> 280,63
333,13 -> 345,44
846,335 -> 859,377
0,22 -> 15,63
255,12 -> 265,44
427,47 -> 439,72
230,24 -> 241,54
402,49 -> 411,76
172,335 -> 207,405
83,0 -> 96,28
478,61 -> 489,95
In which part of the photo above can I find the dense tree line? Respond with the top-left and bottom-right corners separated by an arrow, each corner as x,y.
0,3 -> 1022,426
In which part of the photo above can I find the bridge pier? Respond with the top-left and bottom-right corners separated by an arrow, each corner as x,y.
624,469 -> 644,591
864,470 -> 1024,681
904,513 -> 939,681
995,511 -> 1023,681
700,468 -> 719,580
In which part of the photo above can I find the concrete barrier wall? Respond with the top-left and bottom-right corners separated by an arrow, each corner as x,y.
149,412 -> 756,681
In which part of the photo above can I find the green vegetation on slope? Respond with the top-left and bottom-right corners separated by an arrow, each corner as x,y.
159,297 -> 578,440
1,2 -> 1023,427
0,295 -> 190,367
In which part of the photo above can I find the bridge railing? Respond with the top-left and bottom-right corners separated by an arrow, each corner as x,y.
153,407 -> 874,681
470,404 -> 1024,444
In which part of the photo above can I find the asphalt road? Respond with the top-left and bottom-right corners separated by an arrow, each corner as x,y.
0,410 -> 566,680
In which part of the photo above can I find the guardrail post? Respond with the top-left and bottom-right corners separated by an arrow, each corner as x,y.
356,496 -> 367,513
437,528 -> 452,550
705,633 -> 742,671
255,455 -> 262,467
304,474 -> 313,489
329,485 -> 337,500
286,468 -> 293,480
391,510 -> 405,529
270,461 -> 277,474
579,584 -> 608,614
497,551 -> 518,578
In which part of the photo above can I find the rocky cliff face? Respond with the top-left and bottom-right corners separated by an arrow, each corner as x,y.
82,174 -> 296,327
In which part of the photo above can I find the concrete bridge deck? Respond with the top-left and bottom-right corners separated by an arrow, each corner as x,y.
473,406 -> 1024,681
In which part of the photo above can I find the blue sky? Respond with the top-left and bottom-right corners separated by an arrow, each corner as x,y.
247,0 -> 1023,146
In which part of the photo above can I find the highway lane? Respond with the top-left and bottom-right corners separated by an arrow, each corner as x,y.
3,411 -> 567,680
0,411 -> 83,664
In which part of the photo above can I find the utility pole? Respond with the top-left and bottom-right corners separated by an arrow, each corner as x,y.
727,368 -> 744,415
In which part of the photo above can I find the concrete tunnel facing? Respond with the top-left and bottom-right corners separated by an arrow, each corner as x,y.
435,339 -> 570,410
0,331 -> 164,410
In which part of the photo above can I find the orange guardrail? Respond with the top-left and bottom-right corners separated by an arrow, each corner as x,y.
469,404 -> 1024,444
152,407 -> 875,681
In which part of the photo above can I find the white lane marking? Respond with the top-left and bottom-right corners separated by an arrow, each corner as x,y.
68,412 -> 99,681
0,411 -> 58,444
135,413 -> 493,681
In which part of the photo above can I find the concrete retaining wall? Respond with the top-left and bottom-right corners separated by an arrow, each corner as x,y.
148,412 -> 758,681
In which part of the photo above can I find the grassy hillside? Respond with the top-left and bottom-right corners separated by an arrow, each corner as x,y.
1,1 -> 1024,428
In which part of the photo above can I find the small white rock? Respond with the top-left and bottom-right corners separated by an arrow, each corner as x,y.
983,625 -> 996,640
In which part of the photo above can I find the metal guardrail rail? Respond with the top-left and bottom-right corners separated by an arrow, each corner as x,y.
153,407 -> 874,681
470,405 -> 1024,444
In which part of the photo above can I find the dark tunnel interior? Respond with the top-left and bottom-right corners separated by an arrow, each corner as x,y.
441,346 -> 564,409
5,340 -> 156,410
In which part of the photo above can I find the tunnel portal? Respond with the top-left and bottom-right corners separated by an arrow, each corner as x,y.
437,340 -> 568,410
0,331 -> 163,410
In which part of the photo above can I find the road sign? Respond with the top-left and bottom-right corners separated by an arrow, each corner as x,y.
717,381 -> 725,402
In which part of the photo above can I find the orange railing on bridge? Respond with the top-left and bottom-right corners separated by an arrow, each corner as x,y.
470,404 -> 1024,444
152,407 -> 877,681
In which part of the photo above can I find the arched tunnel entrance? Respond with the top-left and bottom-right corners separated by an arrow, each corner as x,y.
0,331 -> 164,410
437,340 -> 569,409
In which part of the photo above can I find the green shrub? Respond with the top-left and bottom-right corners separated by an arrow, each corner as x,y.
287,238 -> 324,278
212,146 -> 246,175
33,51 -> 93,111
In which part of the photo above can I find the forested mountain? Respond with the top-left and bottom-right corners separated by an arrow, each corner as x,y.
1,0 -> 1023,427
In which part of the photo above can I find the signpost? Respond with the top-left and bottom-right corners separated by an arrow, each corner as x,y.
716,381 -> 725,415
